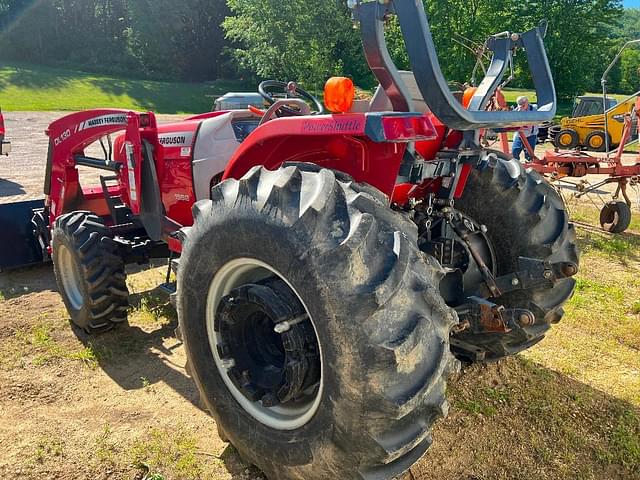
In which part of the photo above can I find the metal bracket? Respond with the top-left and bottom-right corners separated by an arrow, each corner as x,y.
454,296 -> 535,335
483,257 -> 578,298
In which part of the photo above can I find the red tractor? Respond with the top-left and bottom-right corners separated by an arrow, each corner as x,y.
11,1 -> 578,478
0,108 -> 10,155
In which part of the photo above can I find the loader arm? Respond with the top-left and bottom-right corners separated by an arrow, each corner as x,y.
353,0 -> 556,130
45,110 -> 159,220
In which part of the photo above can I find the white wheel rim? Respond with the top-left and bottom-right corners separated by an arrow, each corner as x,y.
206,258 -> 323,431
58,244 -> 84,310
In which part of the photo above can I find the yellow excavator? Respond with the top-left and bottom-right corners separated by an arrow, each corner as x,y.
552,39 -> 640,152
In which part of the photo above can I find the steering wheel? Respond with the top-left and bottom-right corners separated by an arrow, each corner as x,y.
258,80 -> 324,116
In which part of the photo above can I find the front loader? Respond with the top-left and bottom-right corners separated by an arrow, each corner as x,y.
5,1 -> 578,479
0,108 -> 47,272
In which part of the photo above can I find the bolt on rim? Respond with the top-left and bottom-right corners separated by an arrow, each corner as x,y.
206,258 -> 323,431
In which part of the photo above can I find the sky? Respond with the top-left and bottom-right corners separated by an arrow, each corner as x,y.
625,0 -> 640,8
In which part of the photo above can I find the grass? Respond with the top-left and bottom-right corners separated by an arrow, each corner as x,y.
32,437 -> 64,464
0,62 -> 251,113
523,215 -> 640,405
4,318 -> 101,368
130,428 -> 204,480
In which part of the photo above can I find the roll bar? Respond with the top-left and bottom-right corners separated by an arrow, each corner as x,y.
352,0 -> 557,131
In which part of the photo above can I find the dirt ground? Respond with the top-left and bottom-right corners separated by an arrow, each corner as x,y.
1,112 -> 639,480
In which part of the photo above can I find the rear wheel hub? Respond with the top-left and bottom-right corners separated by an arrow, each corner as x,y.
207,258 -> 323,431
216,278 -> 320,407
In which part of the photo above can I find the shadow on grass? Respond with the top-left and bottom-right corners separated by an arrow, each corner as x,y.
417,356 -> 640,479
0,65 -> 72,90
0,61 -> 253,114
0,262 -> 54,299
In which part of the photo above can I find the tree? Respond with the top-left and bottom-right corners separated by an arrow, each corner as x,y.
223,0 -> 371,89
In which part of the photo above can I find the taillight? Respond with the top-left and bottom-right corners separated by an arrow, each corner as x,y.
380,115 -> 437,142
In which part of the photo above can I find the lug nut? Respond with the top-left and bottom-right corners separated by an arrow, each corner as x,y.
261,393 -> 277,407
221,359 -> 235,369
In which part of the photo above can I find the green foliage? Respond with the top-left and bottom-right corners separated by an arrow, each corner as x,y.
223,0 -> 625,99
0,0 -> 635,102
0,0 -> 230,81
224,0 -> 371,89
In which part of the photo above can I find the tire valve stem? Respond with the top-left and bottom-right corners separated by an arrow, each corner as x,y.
274,314 -> 309,334
261,393 -> 277,407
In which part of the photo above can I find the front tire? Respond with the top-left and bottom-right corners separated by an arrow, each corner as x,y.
52,211 -> 129,333
178,166 -> 458,480
555,129 -> 579,149
453,154 -> 579,361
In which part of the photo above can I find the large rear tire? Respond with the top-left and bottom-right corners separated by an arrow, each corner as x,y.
52,211 -> 129,333
453,154 -> 579,361
178,166 -> 458,480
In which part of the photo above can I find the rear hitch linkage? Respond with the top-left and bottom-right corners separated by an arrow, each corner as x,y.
480,256 -> 578,299
454,257 -> 578,336
453,296 -> 535,335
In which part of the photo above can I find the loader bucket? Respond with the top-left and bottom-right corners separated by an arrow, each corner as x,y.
0,199 -> 46,271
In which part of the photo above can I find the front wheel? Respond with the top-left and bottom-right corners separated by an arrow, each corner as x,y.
177,166 -> 458,480
555,129 -> 579,149
52,211 -> 129,333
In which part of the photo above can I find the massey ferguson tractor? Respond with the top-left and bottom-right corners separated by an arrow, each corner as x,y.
6,1 -> 578,478
0,108 -> 10,155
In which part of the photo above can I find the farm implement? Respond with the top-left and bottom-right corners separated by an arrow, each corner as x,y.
511,96 -> 640,233
0,1 -> 579,478
0,109 -> 45,272
488,40 -> 640,233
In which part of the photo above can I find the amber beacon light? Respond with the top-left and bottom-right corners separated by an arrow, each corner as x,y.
324,77 -> 355,114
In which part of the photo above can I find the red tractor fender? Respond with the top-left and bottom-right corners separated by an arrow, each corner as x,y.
222,113 -> 409,198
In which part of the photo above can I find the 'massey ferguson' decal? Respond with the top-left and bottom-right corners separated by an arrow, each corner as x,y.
77,114 -> 127,132
301,118 -> 364,134
158,132 -> 195,147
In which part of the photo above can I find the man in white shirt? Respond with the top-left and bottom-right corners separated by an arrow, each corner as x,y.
511,96 -> 539,161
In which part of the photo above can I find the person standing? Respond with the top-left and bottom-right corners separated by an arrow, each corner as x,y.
511,96 -> 539,161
